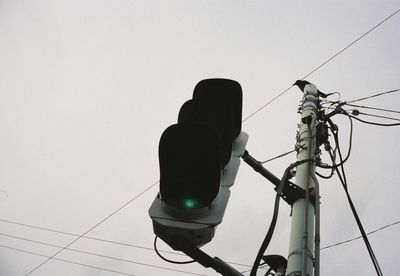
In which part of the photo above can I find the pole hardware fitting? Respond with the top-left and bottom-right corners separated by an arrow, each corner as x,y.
278,182 -> 315,206
316,122 -> 329,147
241,150 -> 315,206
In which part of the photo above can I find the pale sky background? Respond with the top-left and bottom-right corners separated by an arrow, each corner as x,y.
1,1 -> 400,275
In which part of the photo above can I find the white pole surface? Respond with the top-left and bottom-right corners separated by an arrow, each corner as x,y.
286,84 -> 318,276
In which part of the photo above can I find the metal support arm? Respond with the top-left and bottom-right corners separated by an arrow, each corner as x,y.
242,150 -> 314,206
164,236 -> 243,276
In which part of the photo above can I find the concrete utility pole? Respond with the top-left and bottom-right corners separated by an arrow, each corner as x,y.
286,83 -> 319,276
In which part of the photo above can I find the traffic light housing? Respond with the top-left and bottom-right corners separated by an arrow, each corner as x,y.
149,78 -> 248,248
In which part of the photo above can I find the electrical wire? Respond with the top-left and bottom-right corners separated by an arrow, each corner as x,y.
0,217 -> 255,269
0,217 -> 180,256
15,7 -> 400,273
250,159 -> 312,276
239,263 -> 269,275
0,232 -> 202,275
332,129 -> 383,275
301,10 -> 400,80
345,110 -> 400,122
348,114 -> 400,126
261,149 -> 297,164
321,220 -> 400,250
242,85 -> 294,122
346,88 -> 400,104
243,8 -> 400,123
24,180 -> 159,276
0,244 -> 138,276
317,115 -> 353,169
153,236 -> 195,265
343,102 -> 400,114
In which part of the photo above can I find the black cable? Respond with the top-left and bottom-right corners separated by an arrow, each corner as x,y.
261,149 -> 296,164
333,131 -> 383,275
316,169 -> 334,179
346,88 -> 400,104
344,102 -> 400,114
321,220 -> 400,250
264,268 -> 274,276
300,9 -> 400,80
154,236 -> 196,265
348,114 -> 400,126
24,181 -> 159,275
0,232 -> 201,275
0,244 -> 138,276
250,159 -> 312,276
317,115 -> 353,169
346,110 -> 400,122
242,85 -> 294,122
0,218 -> 255,269
243,8 -> 400,123
239,262 -> 267,274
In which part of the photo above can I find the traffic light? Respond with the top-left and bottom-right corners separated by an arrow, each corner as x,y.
149,78 -> 248,248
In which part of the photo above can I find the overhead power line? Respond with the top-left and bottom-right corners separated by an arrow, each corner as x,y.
350,110 -> 400,122
24,181 -> 159,275
0,244 -> 137,276
20,7 -> 400,275
242,85 -> 294,122
0,232 -> 203,275
242,8 -> 400,123
0,217 -> 254,269
0,217 -> 172,255
321,220 -> 400,250
346,88 -> 400,104
344,102 -> 400,114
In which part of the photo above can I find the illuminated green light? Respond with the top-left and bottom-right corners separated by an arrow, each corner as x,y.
182,198 -> 200,209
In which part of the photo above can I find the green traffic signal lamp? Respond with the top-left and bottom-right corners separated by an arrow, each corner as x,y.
181,198 -> 200,209
149,78 -> 247,248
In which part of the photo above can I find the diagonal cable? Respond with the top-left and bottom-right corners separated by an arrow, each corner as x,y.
24,181 -> 158,275
242,8 -> 400,123
321,220 -> 400,250
0,232 -> 203,275
2,244 -> 140,276
0,217 -> 255,268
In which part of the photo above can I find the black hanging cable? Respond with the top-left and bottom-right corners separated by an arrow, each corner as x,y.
154,236 -> 195,265
333,130 -> 383,275
250,159 -> 312,276
317,115 -> 353,169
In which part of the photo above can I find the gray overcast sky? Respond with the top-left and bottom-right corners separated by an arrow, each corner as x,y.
1,1 -> 399,275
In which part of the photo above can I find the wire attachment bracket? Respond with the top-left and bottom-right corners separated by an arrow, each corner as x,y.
242,150 -> 315,206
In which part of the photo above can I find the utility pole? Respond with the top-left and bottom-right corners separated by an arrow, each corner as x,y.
286,83 -> 319,276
